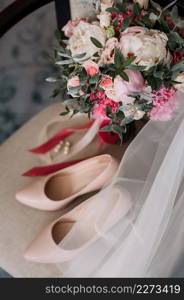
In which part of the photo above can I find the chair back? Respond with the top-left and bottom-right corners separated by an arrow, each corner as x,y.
0,0 -> 71,38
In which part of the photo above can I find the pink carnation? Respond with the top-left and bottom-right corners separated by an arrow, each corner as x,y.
111,9 -> 133,31
149,86 -> 177,121
90,91 -> 119,120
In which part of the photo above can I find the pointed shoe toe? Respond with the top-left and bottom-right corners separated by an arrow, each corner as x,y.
24,187 -> 132,264
16,154 -> 119,211
16,179 -> 48,210
24,224 -> 65,263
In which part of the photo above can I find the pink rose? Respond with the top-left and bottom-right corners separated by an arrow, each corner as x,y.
113,70 -> 145,102
62,20 -> 76,37
83,60 -> 99,77
68,76 -> 80,87
99,75 -> 113,90
62,18 -> 88,37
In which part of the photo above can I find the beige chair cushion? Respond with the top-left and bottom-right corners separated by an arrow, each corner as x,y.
0,103 -> 123,277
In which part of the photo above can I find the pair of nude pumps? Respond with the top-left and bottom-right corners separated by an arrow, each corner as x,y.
16,154 -> 131,263
15,112 -> 132,264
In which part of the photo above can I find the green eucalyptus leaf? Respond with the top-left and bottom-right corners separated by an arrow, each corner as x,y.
106,7 -> 117,13
46,77 -> 58,83
63,99 -> 74,106
105,105 -> 112,117
55,59 -> 74,65
123,56 -> 137,67
55,29 -> 62,41
100,124 -> 113,132
132,4 -> 140,19
89,74 -> 100,84
154,71 -> 164,78
119,71 -> 129,82
68,86 -> 81,94
177,20 -> 184,28
150,0 -> 162,12
57,52 -> 71,58
79,68 -> 88,82
114,48 -> 124,68
127,64 -> 147,71
113,18 -> 119,27
146,76 -> 162,90
116,3 -> 127,14
90,37 -> 103,48
120,17 -> 131,32
115,110 -> 125,121
50,88 -> 60,98
111,124 -> 124,141
73,53 -> 87,59
171,59 -> 184,72
60,111 -> 70,116
169,32 -> 184,45
171,5 -> 179,24
159,18 -> 170,33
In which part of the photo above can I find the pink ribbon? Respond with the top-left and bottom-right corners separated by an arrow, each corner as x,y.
23,120 -> 119,177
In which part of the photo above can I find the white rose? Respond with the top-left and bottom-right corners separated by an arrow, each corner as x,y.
124,108 -> 145,120
120,29 -> 169,69
68,21 -> 105,61
101,0 -> 114,12
133,0 -> 149,9
174,72 -> 184,93
97,12 -> 111,27
134,110 -> 145,120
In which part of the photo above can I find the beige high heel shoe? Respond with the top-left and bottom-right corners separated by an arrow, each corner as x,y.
24,187 -> 131,263
16,154 -> 118,211
32,113 -> 101,165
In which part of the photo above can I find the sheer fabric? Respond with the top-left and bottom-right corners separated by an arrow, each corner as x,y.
57,92 -> 184,277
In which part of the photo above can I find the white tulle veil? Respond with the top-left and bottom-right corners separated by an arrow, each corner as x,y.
57,92 -> 184,277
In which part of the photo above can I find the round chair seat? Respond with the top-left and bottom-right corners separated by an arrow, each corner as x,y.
0,102 -> 122,277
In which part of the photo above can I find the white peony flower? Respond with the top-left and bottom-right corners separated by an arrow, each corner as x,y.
68,21 -> 106,61
174,72 -> 184,93
120,28 -> 170,69
97,12 -> 111,27
133,0 -> 149,9
101,0 -> 114,12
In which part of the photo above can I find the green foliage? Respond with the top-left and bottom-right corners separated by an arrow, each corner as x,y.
90,37 -> 103,48
54,29 -> 62,41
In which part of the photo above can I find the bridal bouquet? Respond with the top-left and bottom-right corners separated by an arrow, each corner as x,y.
47,0 -> 184,140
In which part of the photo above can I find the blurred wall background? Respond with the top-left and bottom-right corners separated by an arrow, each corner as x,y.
0,0 -> 57,143
0,0 -> 95,144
